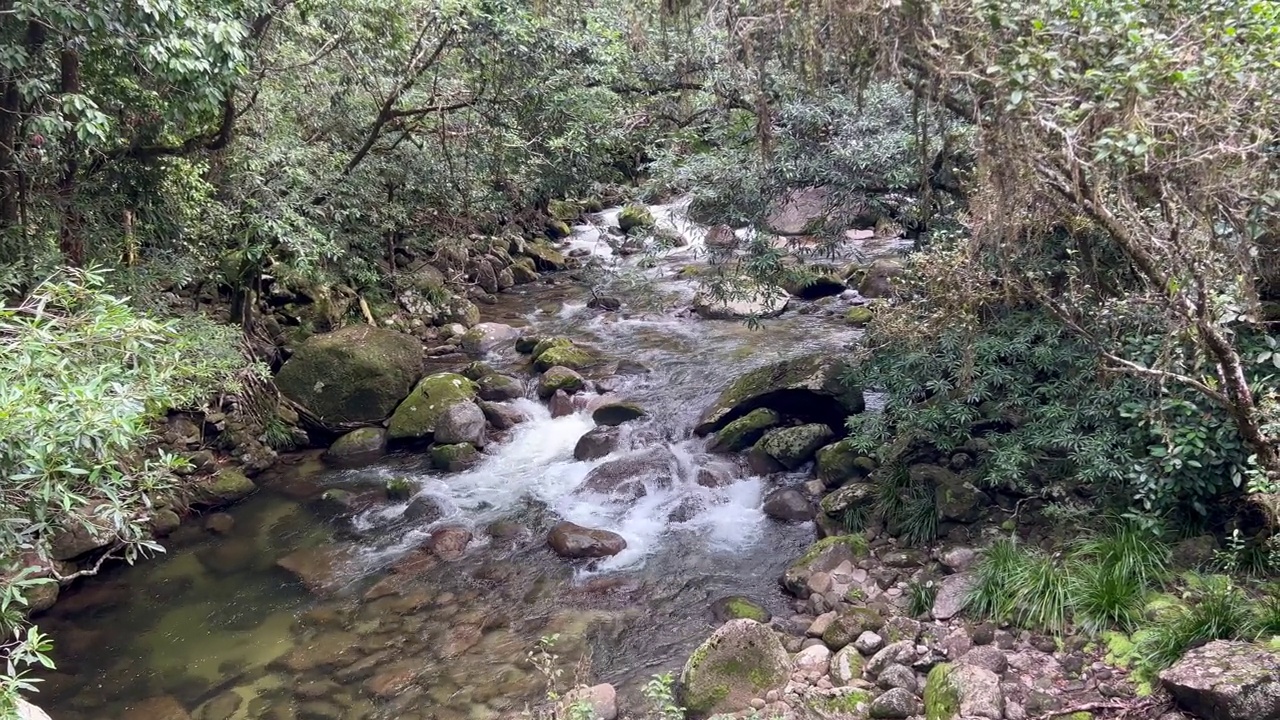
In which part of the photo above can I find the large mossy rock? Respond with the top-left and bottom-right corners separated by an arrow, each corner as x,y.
524,241 -> 568,271
782,535 -> 868,598
532,338 -> 599,372
821,607 -> 885,651
1160,641 -> 1280,720
679,619 -> 791,717
275,325 -> 421,428
820,482 -> 876,518
816,440 -> 875,488
695,354 -> 863,436
755,423 -> 834,470
387,373 -> 478,441
709,408 -> 781,453
617,204 -> 655,233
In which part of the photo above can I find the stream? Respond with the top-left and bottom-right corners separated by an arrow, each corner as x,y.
32,200 -> 891,720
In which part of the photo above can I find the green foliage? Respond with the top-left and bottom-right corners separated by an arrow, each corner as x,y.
0,268 -> 249,711
1132,575 -> 1255,681
965,539 -> 1025,623
907,579 -> 938,618
1073,520 -> 1172,590
872,465 -> 938,546
642,672 -> 685,720
1214,530 -> 1280,577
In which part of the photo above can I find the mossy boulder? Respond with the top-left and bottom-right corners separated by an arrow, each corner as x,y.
511,257 -> 540,284
694,353 -> 864,436
533,340 -> 598,372
460,322 -> 520,354
821,607 -> 885,650
275,325 -> 422,428
679,619 -> 790,716
709,596 -> 772,623
844,306 -> 874,326
537,366 -> 586,399
194,470 -> 257,506
548,199 -> 581,222
617,204 -> 655,233
323,427 -> 388,465
783,535 -> 869,598
782,271 -> 847,300
387,373 -> 478,441
514,335 -> 542,354
546,220 -> 573,239
385,477 -> 414,502
532,336 -> 572,359
820,482 -> 876,518
858,259 -> 903,299
442,297 -> 481,327
460,361 -> 498,380
816,439 -> 875,488
524,241 -> 568,272
431,443 -> 479,472
755,423 -> 835,470
708,408 -> 782,453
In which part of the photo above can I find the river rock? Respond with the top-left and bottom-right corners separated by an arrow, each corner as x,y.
461,322 -> 520,354
402,495 -> 445,523
950,664 -> 1005,719
783,535 -> 868,598
563,684 -> 618,720
858,259 -> 902,299
323,427 -> 387,465
766,187 -> 828,235
821,607 -> 884,651
479,400 -> 526,430
763,488 -> 814,521
433,402 -> 486,446
16,700 -> 53,720
121,695 -> 193,720
867,641 -> 919,679
794,644 -> 833,679
831,644 -> 867,685
617,204 -> 654,232
275,325 -> 422,428
547,522 -> 627,558
426,526 -> 472,561
430,443 -> 479,472
679,619 -> 791,716
582,450 -> 672,500
692,281 -> 790,320
532,338 -> 599,372
538,366 -> 586,398
694,353 -> 864,436
193,469 -> 257,506
820,482 -> 875,518
276,545 -> 354,596
876,663 -> 917,693
710,596 -> 771,623
387,373 -> 477,441
870,687 -> 920,719
708,408 -> 781,453
590,400 -> 647,426
477,373 -> 524,402
705,224 -> 740,249
932,572 -> 972,621
756,424 -> 835,470
47,509 -> 115,560
548,390 -> 576,418
918,464 -> 987,522
1160,640 -> 1280,720
574,426 -> 621,461
816,439 -> 875,488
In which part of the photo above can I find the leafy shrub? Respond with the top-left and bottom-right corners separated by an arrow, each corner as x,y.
0,268 -> 250,709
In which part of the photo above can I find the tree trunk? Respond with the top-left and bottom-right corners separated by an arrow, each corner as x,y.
57,43 -> 83,266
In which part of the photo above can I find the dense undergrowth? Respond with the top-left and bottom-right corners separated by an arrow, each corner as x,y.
961,520 -> 1280,685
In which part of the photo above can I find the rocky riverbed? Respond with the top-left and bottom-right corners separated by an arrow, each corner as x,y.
24,200 -> 1267,720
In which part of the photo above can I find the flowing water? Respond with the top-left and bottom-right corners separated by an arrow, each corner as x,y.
33,201 -> 891,720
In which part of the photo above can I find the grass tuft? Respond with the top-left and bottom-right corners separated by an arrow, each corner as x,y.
1012,553 -> 1072,634
1133,574 -> 1253,680
964,538 -> 1026,622
907,579 -> 938,617
1069,559 -> 1146,634
1073,519 -> 1171,589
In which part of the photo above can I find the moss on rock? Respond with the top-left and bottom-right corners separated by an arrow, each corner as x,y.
196,470 -> 257,506
756,423 -> 835,470
694,353 -> 863,436
549,199 -> 581,222
679,619 -> 790,716
782,535 -> 869,597
524,241 -> 568,271
547,219 -> 573,239
844,306 -> 874,326
708,408 -> 781,453
275,325 -> 422,427
387,373 -> 477,440
816,439 -> 875,488
534,342 -> 598,372
538,366 -> 586,399
431,443 -> 479,472
618,204 -> 655,233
